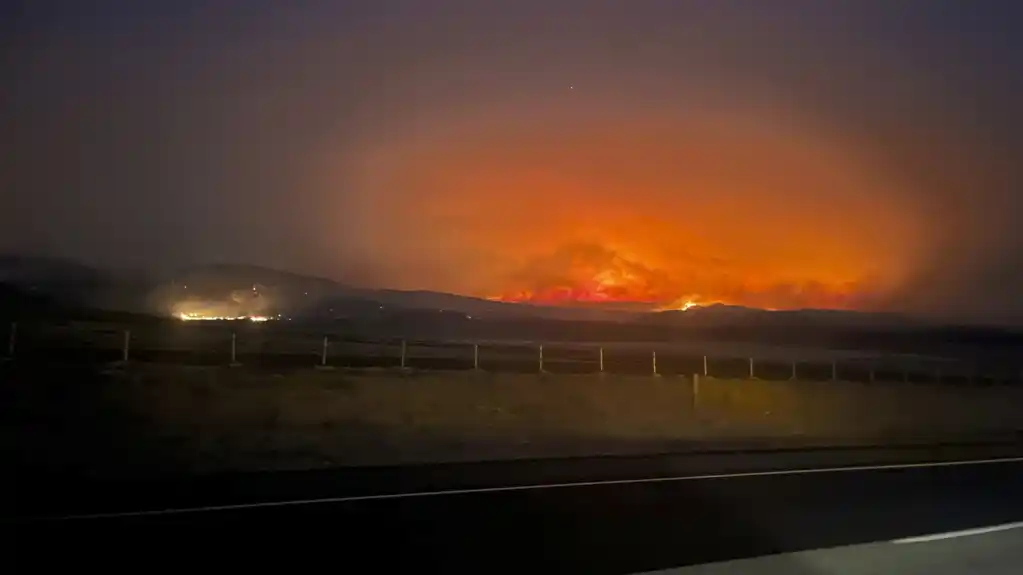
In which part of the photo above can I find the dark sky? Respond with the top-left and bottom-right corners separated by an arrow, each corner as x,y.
3,1 -> 1022,323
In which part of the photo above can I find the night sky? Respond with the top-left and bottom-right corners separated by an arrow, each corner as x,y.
3,1 -> 1022,323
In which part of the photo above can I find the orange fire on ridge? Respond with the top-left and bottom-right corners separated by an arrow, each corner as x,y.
493,244 -> 667,305
488,243 -> 858,311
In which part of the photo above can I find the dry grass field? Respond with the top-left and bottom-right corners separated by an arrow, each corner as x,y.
2,361 -> 1020,478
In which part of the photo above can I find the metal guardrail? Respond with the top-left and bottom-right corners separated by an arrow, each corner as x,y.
2,320 -> 1019,384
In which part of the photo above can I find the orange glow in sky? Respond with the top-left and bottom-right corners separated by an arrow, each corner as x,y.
332,105 -> 925,311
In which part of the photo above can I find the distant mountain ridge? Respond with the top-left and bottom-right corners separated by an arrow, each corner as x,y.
646,303 -> 926,329
159,263 -> 646,321
0,256 -> 966,329
0,255 -> 105,286
4,256 -> 1023,357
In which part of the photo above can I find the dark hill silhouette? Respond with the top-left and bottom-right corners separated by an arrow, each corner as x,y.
2,256 -> 1023,357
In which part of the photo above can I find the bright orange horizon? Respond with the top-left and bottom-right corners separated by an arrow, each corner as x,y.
332,105 -> 926,312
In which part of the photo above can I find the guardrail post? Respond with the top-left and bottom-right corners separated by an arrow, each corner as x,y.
122,329 -> 131,362
599,347 -> 604,373
692,374 -> 700,412
652,350 -> 659,377
473,343 -> 479,370
400,339 -> 407,369
6,321 -> 15,358
749,357 -> 755,379
539,344 -> 544,373
314,335 -> 333,370
702,355 -> 708,377
229,331 -> 242,367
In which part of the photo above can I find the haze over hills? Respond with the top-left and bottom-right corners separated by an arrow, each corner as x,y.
0,255 -> 106,289
4,254 -> 1023,361
0,255 -> 947,324
0,255 -> 1016,340
0,257 -> 628,321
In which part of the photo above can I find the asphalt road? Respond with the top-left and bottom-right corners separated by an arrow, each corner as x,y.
8,443 -> 1023,573
646,527 -> 1023,574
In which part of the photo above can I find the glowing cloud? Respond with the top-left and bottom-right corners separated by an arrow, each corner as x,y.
332,103 -> 923,311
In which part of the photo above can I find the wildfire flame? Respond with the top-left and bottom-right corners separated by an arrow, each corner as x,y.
177,312 -> 272,322
490,242 -> 858,311
172,285 -> 276,322
654,296 -> 720,312
492,243 -> 673,307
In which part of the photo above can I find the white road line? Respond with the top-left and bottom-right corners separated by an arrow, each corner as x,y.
894,521 -> 1023,544
37,455 -> 1023,522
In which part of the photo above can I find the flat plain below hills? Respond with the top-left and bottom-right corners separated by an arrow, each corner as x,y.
2,362 -> 1020,478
